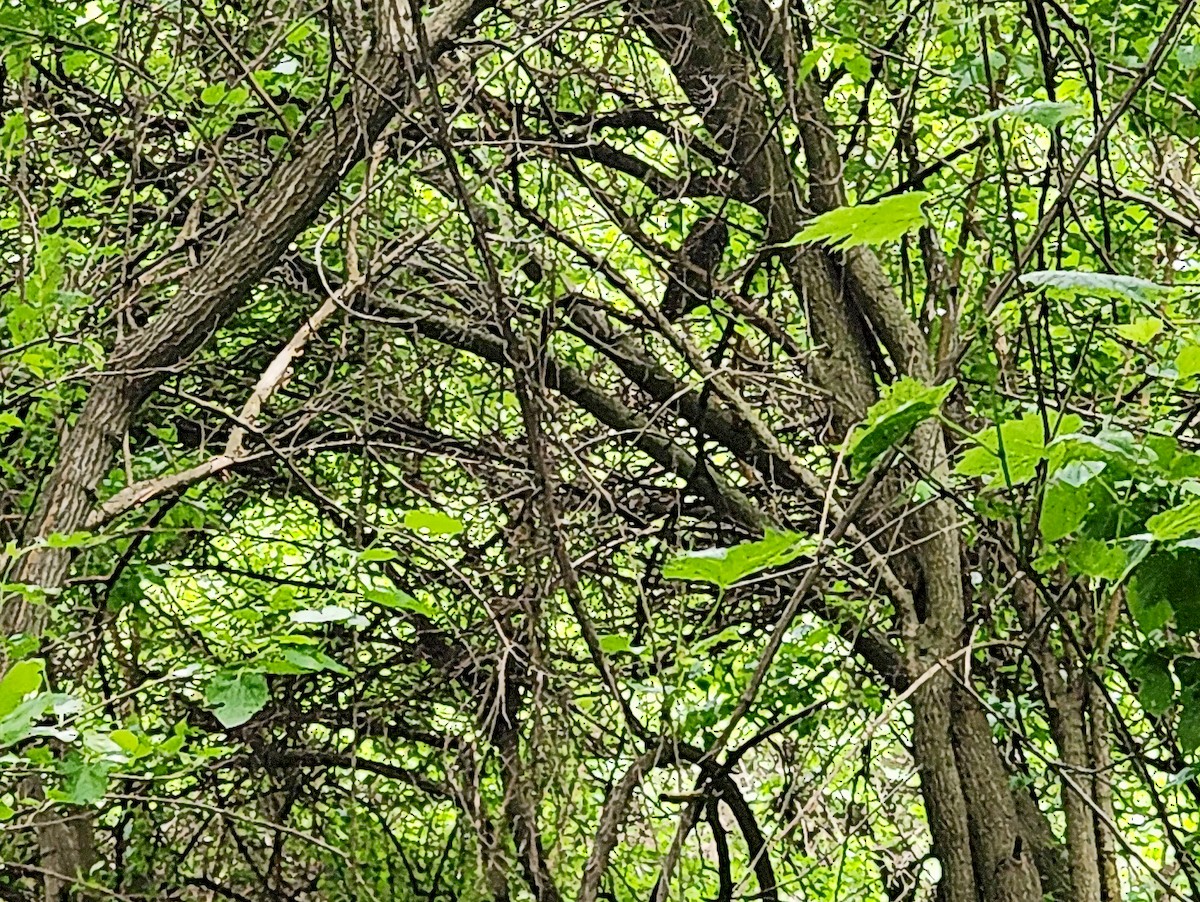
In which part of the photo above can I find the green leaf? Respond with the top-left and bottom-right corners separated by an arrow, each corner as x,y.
782,191 -> 930,251
663,530 -> 811,589
1064,538 -> 1127,582
956,412 -> 1082,487
1039,480 -> 1090,542
280,648 -> 352,676
1114,316 -> 1163,345
109,729 -> 142,756
55,760 -> 110,806
200,84 -> 226,105
1019,270 -> 1169,302
364,588 -> 436,618
597,635 -> 632,654
847,378 -> 955,478
1131,651 -> 1175,715
1054,459 -> 1106,487
1129,550 -> 1200,633
1148,499 -> 1200,541
404,510 -> 464,536
1180,699 -> 1200,753
0,694 -> 55,747
359,547 -> 397,562
0,660 -> 44,718
973,100 -> 1085,128
1176,345 -> 1200,378
205,672 -> 269,728
44,530 -> 99,549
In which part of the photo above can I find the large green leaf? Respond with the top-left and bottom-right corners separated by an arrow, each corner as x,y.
1064,538 -> 1128,582
1019,270 -> 1169,302
0,694 -> 56,748
848,378 -> 954,478
1130,651 -> 1175,716
1147,499 -> 1200,541
403,510 -> 464,536
782,192 -> 929,251
0,659 -> 44,717
972,100 -> 1085,128
663,531 -> 811,590
1128,550 -> 1200,633
956,412 -> 1082,487
52,759 -> 111,806
205,672 -> 269,728
1039,480 -> 1090,542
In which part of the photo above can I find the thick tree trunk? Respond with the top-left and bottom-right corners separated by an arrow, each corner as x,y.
627,3 -> 1058,898
0,2 -> 489,896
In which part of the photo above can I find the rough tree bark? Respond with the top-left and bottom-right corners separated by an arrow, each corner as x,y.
626,1 -> 1051,898
0,1 -> 491,897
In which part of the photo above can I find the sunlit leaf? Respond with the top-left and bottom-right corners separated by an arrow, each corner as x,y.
848,378 -> 954,478
404,510 -> 464,536
205,672 -> 269,728
663,531 -> 811,589
782,192 -> 929,250
290,605 -> 355,623
0,659 -> 44,718
1147,499 -> 1200,541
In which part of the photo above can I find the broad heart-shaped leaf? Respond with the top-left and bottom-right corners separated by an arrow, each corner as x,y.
1147,499 -> 1200,541
848,378 -> 954,478
1128,550 -> 1200,633
781,191 -> 929,251
1018,269 -> 1169,302
205,672 -> 269,728
972,99 -> 1085,128
0,659 -> 44,718
956,412 -> 1082,487
663,530 -> 811,590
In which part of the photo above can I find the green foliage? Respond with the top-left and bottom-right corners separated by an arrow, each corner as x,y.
0,660 -> 44,717
1146,499 -> 1200,541
1128,551 -> 1200,633
662,531 -> 812,589
973,100 -> 1086,128
956,411 -> 1082,487
782,192 -> 930,250
204,672 -> 270,728
847,378 -> 955,477
403,509 -> 464,535
1018,269 -> 1170,302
